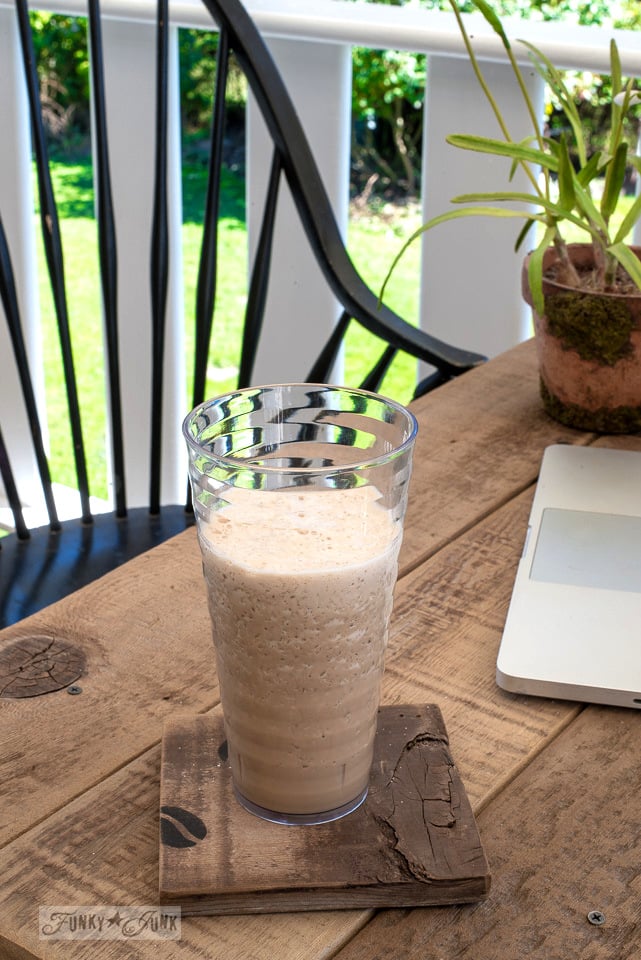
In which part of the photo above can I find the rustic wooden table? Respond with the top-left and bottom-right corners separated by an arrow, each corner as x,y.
2,338 -> 640,959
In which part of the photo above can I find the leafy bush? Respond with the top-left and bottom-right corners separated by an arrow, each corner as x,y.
29,12 -> 90,154
351,47 -> 425,200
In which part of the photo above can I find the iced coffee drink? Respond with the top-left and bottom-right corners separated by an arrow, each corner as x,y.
184,384 -> 417,825
199,485 -> 400,817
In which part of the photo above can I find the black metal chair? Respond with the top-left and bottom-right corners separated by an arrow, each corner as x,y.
0,0 -> 485,628
201,0 -> 486,397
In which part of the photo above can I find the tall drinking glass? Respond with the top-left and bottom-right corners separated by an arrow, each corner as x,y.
183,384 -> 417,825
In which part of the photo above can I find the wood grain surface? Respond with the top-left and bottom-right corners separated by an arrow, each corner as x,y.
0,340 -> 576,849
0,533 -> 212,848
2,339 -> 640,959
0,454 -> 582,958
330,705 -> 641,960
0,633 -> 85,697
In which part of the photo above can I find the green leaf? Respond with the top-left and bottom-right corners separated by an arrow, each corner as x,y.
470,0 -> 510,49
610,39 -> 622,96
378,205 -> 546,305
557,137 -> 576,213
601,142 -> 629,221
507,136 -> 544,181
519,39 -> 587,167
519,41 -> 567,104
571,179 -> 609,235
514,218 -> 537,253
451,191 -> 595,239
608,242 -> 641,294
614,192 -> 641,244
527,226 -> 557,315
453,190 -> 545,205
415,205 -> 547,229
576,152 -> 602,188
446,134 -> 558,171
608,44 -> 625,156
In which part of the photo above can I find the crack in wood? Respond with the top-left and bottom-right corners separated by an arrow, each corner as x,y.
0,634 -> 85,698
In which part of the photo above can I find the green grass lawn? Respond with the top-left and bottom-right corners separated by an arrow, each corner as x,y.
36,159 -> 421,499
179,160 -> 422,404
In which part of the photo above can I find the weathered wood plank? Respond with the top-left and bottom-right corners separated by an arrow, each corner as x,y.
0,466 -> 566,853
0,339 -> 584,850
158,706 -> 489,914
0,634 -> 85,697
0,486 -> 578,959
0,533 -> 215,848
330,704 -> 641,960
0,741 -> 369,960
3,340 -> 639,960
384,485 -> 579,808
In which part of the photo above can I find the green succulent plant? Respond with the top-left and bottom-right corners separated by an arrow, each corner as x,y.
381,0 -> 641,315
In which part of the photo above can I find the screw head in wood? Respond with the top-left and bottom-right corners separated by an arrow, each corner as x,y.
67,685 -> 83,695
587,910 -> 605,926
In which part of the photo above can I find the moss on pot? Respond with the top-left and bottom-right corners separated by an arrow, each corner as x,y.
545,293 -> 636,366
540,379 -> 641,434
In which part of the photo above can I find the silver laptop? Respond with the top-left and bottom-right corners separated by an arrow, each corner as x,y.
496,443 -> 641,709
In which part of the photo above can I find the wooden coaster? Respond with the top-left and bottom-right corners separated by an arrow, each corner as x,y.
158,704 -> 490,915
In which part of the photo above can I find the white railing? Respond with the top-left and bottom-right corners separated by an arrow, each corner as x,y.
1,0 -> 640,515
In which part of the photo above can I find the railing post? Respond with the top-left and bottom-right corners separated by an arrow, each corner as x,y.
0,6 -> 45,515
99,18 -> 185,507
246,36 -> 352,385
420,55 -> 544,361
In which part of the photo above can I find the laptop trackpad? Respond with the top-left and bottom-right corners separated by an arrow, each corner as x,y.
530,507 -> 641,593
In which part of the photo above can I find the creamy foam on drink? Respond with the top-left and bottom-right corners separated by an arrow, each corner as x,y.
198,483 -> 401,816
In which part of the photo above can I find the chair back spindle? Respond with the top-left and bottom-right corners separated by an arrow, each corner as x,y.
14,0 -> 91,526
191,26 -> 229,411
88,0 -> 127,517
149,0 -> 170,516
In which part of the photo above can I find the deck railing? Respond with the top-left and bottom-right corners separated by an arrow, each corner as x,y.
1,0 -> 640,515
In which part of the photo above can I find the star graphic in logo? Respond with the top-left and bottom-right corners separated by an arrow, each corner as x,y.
107,911 -> 123,927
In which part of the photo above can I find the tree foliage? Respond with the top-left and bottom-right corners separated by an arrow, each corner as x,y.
29,13 -> 90,153
352,47 -> 425,198
26,15 -> 241,159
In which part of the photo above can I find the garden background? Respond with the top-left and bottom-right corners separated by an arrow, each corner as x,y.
28,0 -> 641,497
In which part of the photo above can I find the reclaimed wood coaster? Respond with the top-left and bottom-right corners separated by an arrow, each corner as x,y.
158,704 -> 490,915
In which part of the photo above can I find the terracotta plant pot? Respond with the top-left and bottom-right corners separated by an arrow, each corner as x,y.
523,243 -> 641,433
